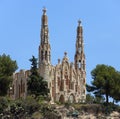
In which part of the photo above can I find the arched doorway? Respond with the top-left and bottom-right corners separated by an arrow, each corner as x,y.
59,95 -> 65,103
69,94 -> 75,103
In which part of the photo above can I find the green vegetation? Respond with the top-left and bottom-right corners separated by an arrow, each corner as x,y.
1,53 -> 120,118
0,96 -> 39,118
86,93 -> 105,104
87,64 -> 120,104
0,54 -> 18,96
0,96 -> 120,118
27,56 -> 49,99
0,96 -> 61,119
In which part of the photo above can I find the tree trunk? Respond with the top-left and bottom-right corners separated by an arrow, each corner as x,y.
106,93 -> 109,104
113,99 -> 114,104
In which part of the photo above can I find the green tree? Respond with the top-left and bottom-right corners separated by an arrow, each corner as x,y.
27,56 -> 49,98
87,64 -> 120,104
86,94 -> 94,104
0,54 -> 18,96
110,71 -> 120,102
94,95 -> 105,104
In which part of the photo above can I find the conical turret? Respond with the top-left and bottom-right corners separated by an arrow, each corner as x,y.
74,20 -> 85,71
39,8 -> 51,67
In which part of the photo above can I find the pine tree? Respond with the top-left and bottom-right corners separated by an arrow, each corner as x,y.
87,64 -> 120,103
27,56 -> 49,98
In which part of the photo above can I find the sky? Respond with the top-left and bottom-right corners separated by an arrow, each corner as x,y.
0,0 -> 120,85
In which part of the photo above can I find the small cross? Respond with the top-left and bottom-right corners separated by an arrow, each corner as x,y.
78,20 -> 81,26
43,7 -> 47,14
64,52 -> 67,56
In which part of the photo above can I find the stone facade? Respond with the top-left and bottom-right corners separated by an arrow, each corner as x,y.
11,8 -> 86,103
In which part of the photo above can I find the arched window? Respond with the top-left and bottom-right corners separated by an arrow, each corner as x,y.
83,60 -> 85,70
75,85 -> 77,92
78,60 -> 81,69
45,51 -> 47,60
59,95 -> 65,103
60,80 -> 64,91
58,77 -> 60,86
69,94 -> 75,103
65,75 -> 69,85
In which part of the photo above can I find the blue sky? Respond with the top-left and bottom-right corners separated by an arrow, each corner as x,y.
0,0 -> 120,85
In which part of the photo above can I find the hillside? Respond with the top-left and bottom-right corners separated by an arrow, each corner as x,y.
0,96 -> 120,119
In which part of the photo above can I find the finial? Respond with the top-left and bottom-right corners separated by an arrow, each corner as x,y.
78,20 -> 81,26
58,59 -> 60,64
43,7 -> 47,14
64,52 -> 67,56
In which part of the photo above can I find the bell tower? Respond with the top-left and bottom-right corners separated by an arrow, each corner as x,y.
74,20 -> 86,102
74,20 -> 85,71
38,8 -> 51,80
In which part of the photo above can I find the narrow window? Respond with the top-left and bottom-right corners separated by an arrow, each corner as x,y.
45,51 -> 47,60
83,60 -> 85,70
79,60 -> 81,69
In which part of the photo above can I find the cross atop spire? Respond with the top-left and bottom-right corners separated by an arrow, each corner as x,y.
78,20 -> 81,26
43,7 -> 47,14
64,52 -> 67,56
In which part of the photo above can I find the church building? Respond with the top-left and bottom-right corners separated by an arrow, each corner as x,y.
11,8 -> 86,103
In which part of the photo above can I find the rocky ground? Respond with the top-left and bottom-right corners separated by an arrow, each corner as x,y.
21,102 -> 120,119
61,111 -> 120,119
54,105 -> 120,119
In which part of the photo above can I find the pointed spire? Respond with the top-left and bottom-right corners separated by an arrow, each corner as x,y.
77,19 -> 82,35
39,8 -> 51,66
74,20 -> 85,70
42,7 -> 48,26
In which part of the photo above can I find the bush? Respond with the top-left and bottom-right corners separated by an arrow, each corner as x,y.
22,96 -> 41,115
0,97 -> 8,113
41,103 -> 61,119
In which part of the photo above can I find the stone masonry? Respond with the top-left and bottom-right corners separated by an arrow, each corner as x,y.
11,8 -> 86,103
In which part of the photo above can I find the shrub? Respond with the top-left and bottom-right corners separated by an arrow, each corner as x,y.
0,97 -> 8,113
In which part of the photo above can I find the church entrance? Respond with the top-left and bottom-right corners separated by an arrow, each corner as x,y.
68,94 -> 75,103
59,95 -> 65,103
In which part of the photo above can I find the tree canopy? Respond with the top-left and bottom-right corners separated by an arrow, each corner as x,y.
0,54 -> 18,96
27,56 -> 49,98
87,64 -> 120,103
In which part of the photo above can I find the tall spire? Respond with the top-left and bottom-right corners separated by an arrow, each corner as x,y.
39,8 -> 51,67
74,20 -> 85,70
42,7 -> 48,26
76,20 -> 83,53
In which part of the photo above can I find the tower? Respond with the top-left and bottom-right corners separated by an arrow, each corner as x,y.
74,20 -> 86,102
38,8 -> 51,81
74,20 -> 85,71
12,9 -> 87,102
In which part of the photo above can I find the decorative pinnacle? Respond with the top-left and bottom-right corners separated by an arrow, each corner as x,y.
64,52 -> 67,56
78,20 -> 81,26
43,7 -> 47,14
58,59 -> 60,64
